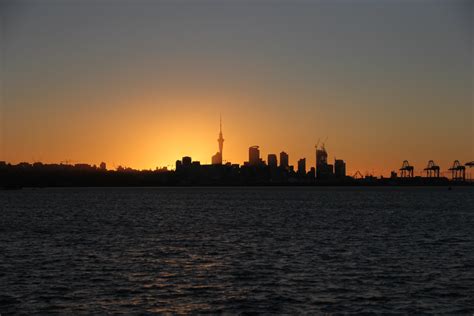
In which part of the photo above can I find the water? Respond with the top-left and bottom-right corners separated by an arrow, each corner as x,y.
1,187 -> 473,314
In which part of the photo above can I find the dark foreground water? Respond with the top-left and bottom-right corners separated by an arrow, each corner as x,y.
1,187 -> 473,314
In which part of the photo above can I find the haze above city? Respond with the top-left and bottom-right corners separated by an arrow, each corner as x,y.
1,0 -> 472,176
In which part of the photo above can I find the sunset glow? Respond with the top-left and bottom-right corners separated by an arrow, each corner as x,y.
1,0 -> 472,176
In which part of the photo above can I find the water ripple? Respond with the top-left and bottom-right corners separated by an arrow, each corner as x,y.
1,187 -> 473,314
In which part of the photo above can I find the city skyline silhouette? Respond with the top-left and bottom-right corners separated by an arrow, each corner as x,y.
1,115 -> 473,187
0,115 -> 473,181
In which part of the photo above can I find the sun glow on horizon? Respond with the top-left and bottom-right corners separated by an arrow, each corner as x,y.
1,0 -> 472,176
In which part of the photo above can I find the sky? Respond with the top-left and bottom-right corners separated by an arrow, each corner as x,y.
0,0 -> 472,176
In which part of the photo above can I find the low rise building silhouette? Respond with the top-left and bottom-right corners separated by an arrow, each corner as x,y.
212,152 -> 222,165
99,162 -> 107,171
182,156 -> 192,167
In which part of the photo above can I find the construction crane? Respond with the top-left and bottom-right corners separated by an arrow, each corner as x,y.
449,160 -> 466,181
399,160 -> 414,178
423,160 -> 440,178
315,138 -> 320,149
321,136 -> 328,150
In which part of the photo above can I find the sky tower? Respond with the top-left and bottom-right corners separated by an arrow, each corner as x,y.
218,115 -> 224,158
212,116 -> 224,165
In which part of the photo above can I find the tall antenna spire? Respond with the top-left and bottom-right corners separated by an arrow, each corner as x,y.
218,114 -> 224,160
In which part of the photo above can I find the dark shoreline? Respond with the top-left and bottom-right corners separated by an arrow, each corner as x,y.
2,163 -> 472,189
3,182 -> 473,190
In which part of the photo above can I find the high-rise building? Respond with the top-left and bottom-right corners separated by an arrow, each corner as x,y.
327,164 -> 334,175
268,154 -> 278,168
316,147 -> 328,166
297,158 -> 306,175
280,151 -> 289,169
212,116 -> 224,165
316,145 -> 333,179
334,159 -> 346,178
249,146 -> 261,166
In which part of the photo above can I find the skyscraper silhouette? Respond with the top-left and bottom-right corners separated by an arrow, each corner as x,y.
298,158 -> 306,175
280,151 -> 289,169
268,154 -> 278,168
334,159 -> 346,178
249,146 -> 261,166
316,145 -> 333,179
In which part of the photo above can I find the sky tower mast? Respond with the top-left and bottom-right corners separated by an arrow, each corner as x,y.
218,115 -> 224,160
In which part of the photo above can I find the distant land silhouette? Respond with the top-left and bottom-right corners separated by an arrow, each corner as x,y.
1,159 -> 473,189
2,119 -> 473,188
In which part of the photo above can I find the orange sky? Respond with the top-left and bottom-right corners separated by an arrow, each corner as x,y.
1,1 -> 473,177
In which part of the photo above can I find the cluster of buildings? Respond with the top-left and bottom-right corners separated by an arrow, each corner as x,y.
175,118 -> 347,182
238,144 -> 346,180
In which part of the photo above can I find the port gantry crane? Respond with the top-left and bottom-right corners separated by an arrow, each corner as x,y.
399,160 -> 414,178
353,170 -> 364,179
449,160 -> 466,181
424,160 -> 440,178
465,161 -> 474,168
